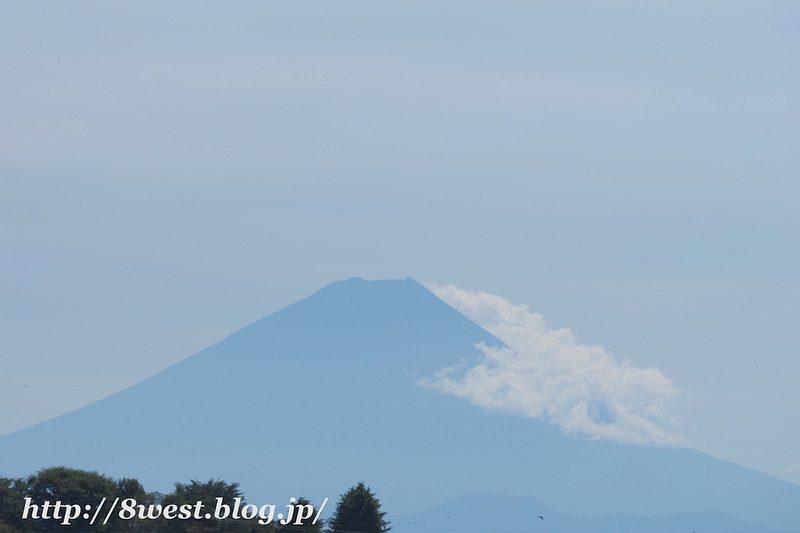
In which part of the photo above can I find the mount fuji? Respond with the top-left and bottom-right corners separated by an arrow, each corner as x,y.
1,278 -> 798,531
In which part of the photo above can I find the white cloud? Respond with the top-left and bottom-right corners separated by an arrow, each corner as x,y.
422,284 -> 686,447
784,462 -> 800,474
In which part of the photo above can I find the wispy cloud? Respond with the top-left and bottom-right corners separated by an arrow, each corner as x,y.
784,462 -> 800,474
422,284 -> 686,447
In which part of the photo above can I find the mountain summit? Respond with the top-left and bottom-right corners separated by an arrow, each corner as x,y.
1,278 -> 799,530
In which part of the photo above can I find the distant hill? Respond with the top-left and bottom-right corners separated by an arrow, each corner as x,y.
1,278 -> 799,531
390,493 -> 789,533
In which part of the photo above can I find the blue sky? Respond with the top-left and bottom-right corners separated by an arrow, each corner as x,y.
1,1 -> 799,483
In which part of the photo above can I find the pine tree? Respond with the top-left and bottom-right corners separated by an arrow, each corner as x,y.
328,483 -> 390,533
276,498 -> 323,533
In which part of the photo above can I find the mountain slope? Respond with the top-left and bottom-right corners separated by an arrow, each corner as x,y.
390,493 -> 789,533
1,278 -> 799,531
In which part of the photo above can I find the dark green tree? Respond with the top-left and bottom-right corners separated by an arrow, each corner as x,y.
0,476 -> 31,533
327,483 -> 389,533
275,498 -> 323,533
160,479 -> 257,533
25,467 -> 120,533
5,467 -> 149,533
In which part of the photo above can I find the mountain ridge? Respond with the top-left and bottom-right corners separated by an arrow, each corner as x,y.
390,493 -> 797,533
1,277 -> 799,531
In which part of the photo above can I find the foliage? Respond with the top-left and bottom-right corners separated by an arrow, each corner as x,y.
275,497 -> 323,533
0,467 -> 150,533
1,469 -> 382,533
0,477 -> 29,533
26,467 -> 120,533
159,479 -> 257,533
327,483 -> 389,533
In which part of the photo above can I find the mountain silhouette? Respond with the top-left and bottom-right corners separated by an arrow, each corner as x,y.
390,493 -> 788,533
1,278 -> 799,531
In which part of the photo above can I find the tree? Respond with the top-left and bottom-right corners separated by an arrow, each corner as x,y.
327,483 -> 390,533
25,467 -> 121,533
275,498 -> 323,533
160,479 -> 253,533
0,476 -> 30,533
9,467 -> 148,533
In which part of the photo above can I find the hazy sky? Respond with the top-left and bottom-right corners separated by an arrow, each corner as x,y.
1,1 -> 799,484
